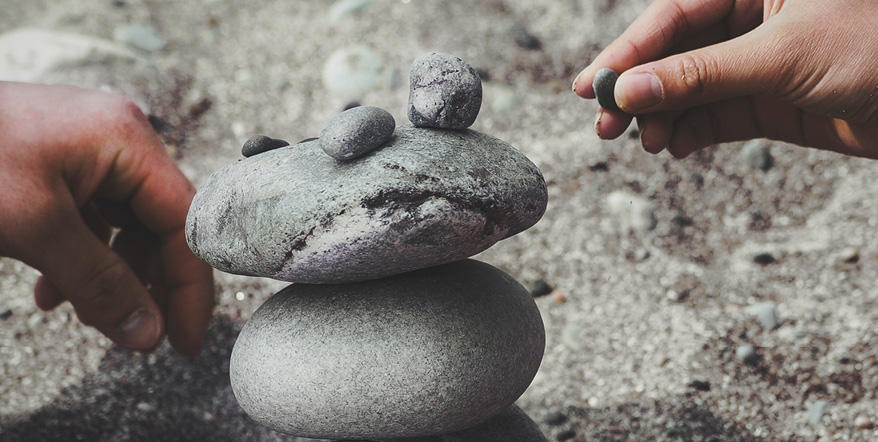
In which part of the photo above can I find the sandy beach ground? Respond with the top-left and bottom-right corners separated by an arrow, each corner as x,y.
1,0 -> 877,440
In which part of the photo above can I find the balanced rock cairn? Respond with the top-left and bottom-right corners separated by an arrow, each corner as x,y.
185,52 -> 549,441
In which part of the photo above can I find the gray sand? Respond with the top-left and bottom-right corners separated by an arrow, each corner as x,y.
1,1 -> 876,441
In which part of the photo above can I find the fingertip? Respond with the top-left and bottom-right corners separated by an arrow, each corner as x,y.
573,67 -> 596,99
595,108 -> 634,140
669,125 -> 697,158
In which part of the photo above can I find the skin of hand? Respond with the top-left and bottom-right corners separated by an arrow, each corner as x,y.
0,82 -> 215,356
573,0 -> 878,159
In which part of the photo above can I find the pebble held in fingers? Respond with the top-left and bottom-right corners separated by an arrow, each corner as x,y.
408,52 -> 482,129
320,105 -> 395,161
593,68 -> 619,111
242,135 -> 290,157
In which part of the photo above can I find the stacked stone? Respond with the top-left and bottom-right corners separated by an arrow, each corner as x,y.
185,53 -> 549,441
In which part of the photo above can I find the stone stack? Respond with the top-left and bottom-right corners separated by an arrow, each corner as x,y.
185,52 -> 549,441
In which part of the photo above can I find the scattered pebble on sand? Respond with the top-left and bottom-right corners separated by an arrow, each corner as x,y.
807,400 -> 829,425
114,24 -> 166,53
329,0 -> 372,21
742,140 -> 774,171
544,410 -> 567,426
854,414 -> 874,430
529,278 -> 554,298
509,23 -> 541,50
735,344 -> 759,365
322,46 -> 383,96
745,302 -> 780,331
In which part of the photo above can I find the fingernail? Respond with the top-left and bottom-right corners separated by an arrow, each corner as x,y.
116,308 -> 161,350
616,73 -> 663,110
572,72 -> 581,93
594,110 -> 603,138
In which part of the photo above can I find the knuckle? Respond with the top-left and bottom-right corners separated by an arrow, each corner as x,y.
672,53 -> 715,98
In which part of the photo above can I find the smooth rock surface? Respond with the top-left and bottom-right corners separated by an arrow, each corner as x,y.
186,125 -> 547,283
593,68 -> 619,111
319,105 -> 395,160
408,52 -> 482,129
230,259 -> 546,439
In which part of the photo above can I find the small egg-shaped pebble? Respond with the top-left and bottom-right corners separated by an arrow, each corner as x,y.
242,135 -> 290,157
319,106 -> 395,161
408,52 -> 482,129
593,68 -> 619,111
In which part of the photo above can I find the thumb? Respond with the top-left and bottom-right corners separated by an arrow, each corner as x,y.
31,206 -> 164,352
614,25 -> 791,114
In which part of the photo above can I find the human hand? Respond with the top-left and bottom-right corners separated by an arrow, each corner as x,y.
0,82 -> 214,355
573,0 -> 878,158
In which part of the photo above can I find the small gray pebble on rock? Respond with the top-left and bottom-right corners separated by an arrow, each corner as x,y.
807,400 -> 829,425
319,105 -> 395,161
408,52 -> 482,129
187,125 -> 547,283
735,344 -> 759,365
593,68 -> 619,111
230,259 -> 545,439
742,139 -> 774,171
745,302 -> 780,331
241,135 -> 290,157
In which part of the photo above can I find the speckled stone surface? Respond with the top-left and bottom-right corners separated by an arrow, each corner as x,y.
319,105 -> 395,160
592,67 -> 619,111
408,52 -> 482,129
185,125 -> 547,283
229,259 -> 546,440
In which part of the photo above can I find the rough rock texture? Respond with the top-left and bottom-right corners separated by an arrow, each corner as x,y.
229,259 -> 546,440
319,105 -> 395,160
408,52 -> 482,129
186,125 -> 547,283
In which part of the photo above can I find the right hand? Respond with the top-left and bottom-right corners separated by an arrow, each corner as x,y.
573,0 -> 878,158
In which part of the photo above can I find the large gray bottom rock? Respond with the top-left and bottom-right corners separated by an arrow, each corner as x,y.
229,259 -> 546,440
186,125 -> 547,283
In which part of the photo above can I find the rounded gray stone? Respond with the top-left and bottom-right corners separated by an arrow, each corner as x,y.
319,106 -> 395,161
229,259 -> 546,440
408,52 -> 482,129
592,68 -> 619,111
186,125 -> 547,283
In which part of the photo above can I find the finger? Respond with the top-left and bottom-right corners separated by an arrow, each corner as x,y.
573,0 -> 750,98
29,198 -> 164,352
666,96 -> 772,158
112,227 -> 159,284
614,23 -> 793,114
595,108 -> 634,140
637,113 -> 675,154
34,276 -> 66,311
93,103 -> 215,355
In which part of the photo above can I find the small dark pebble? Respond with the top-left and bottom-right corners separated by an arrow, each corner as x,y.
689,380 -> 711,391
529,279 -> 554,298
242,135 -> 290,157
0,309 -> 12,320
343,101 -> 361,111
671,213 -> 693,227
628,128 -> 639,139
589,161 -> 609,172
545,410 -> 567,426
556,429 -> 576,441
753,253 -> 777,265
510,23 -> 542,50
593,68 -> 619,111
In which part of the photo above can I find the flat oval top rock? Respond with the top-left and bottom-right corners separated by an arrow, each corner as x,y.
230,259 -> 546,439
319,105 -> 395,161
186,125 -> 547,283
